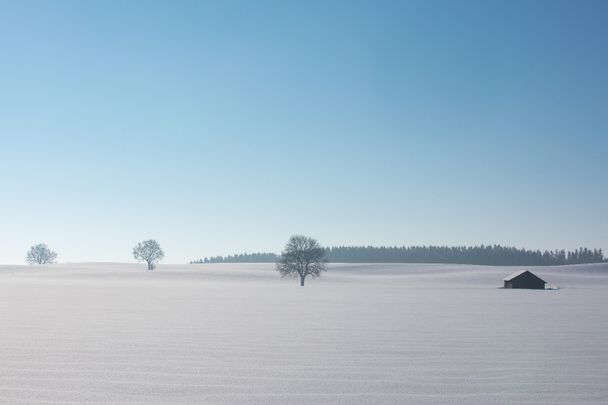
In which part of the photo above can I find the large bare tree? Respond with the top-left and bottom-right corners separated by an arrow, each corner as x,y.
133,239 -> 164,270
276,235 -> 327,286
26,243 -> 57,265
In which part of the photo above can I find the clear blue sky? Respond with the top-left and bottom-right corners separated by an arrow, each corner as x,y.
1,0 -> 606,264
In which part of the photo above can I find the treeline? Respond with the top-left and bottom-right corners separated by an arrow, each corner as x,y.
191,245 -> 606,266
191,252 -> 279,264
323,245 -> 605,266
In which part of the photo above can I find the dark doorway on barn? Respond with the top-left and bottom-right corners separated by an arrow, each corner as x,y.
503,270 -> 546,289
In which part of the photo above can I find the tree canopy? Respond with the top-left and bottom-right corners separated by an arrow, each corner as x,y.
26,243 -> 58,265
276,235 -> 327,286
133,239 -> 164,270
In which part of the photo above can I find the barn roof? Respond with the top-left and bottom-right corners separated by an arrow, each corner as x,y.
503,269 -> 546,282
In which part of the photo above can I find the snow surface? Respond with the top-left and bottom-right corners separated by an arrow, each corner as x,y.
1,262 -> 607,404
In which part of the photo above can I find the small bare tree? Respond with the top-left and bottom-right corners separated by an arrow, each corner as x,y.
276,235 -> 327,286
26,243 -> 57,265
133,239 -> 164,270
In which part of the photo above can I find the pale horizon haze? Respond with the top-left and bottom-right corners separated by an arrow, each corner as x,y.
1,0 -> 607,264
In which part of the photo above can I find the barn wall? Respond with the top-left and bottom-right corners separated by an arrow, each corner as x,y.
506,272 -> 545,289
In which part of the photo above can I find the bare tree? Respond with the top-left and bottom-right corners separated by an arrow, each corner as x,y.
26,243 -> 58,265
276,235 -> 327,286
133,239 -> 164,270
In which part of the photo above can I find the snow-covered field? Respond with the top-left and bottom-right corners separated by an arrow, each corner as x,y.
1,262 -> 607,404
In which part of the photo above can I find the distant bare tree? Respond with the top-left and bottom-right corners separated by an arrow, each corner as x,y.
276,235 -> 327,286
133,239 -> 164,270
26,243 -> 57,265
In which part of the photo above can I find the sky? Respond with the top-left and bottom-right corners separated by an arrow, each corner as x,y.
1,0 -> 607,264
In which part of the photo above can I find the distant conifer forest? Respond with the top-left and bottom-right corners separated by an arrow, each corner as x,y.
190,245 -> 606,266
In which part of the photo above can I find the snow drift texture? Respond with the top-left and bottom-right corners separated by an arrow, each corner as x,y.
0,262 -> 607,404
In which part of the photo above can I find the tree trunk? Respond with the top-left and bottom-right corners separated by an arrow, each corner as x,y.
300,274 -> 305,286
147,261 -> 152,271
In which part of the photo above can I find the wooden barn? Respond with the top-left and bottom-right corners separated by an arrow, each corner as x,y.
503,270 -> 546,289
